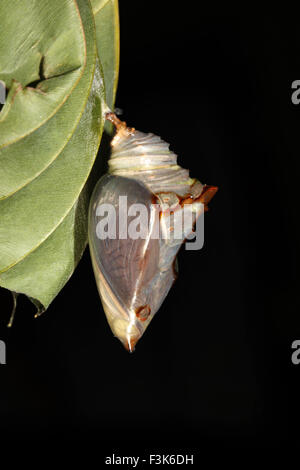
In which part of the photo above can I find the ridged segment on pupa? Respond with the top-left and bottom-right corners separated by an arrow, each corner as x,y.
88,113 -> 217,351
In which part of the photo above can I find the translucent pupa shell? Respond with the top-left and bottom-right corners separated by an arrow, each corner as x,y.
88,113 -> 217,351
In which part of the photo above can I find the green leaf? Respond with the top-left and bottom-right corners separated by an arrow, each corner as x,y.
0,0 -> 87,148
91,0 -> 120,110
0,0 -> 98,199
0,62 -> 103,309
0,0 -> 112,313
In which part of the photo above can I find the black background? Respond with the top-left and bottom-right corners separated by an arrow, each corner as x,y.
1,3 -> 300,454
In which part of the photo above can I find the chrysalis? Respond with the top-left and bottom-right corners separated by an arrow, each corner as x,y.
88,113 -> 217,351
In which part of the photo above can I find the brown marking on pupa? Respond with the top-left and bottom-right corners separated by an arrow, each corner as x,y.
197,185 -> 218,207
123,336 -> 139,353
172,258 -> 179,281
136,305 -> 151,322
179,185 -> 219,245
177,184 -> 218,210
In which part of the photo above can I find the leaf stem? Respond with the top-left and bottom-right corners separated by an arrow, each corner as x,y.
7,291 -> 18,327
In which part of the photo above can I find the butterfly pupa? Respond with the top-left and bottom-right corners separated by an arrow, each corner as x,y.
88,113 -> 218,351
